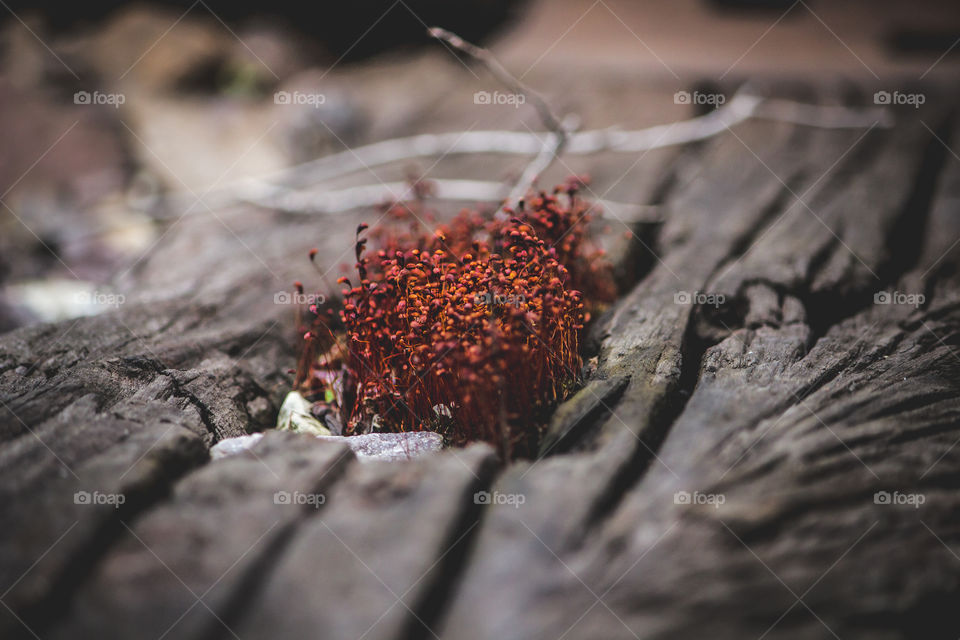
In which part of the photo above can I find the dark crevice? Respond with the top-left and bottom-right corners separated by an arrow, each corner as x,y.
580,312 -> 712,532
723,174 -> 807,278
236,377 -> 281,433
537,376 -> 631,456
569,127 -> 883,529
694,111 -> 952,358
584,169 -> 821,518
584,183 -> 680,360
804,111 -> 954,342
202,452 -> 355,640
697,121 -> 899,344
201,524 -> 301,638
400,455 -> 500,640
607,141 -> 695,301
885,110 -> 956,278
523,143 -> 699,463
120,355 -> 223,444
611,220 -> 663,299
563,142 -> 817,529
693,165 -> 813,343
163,373 -> 222,442
586,215 -> 673,361
13,439 -> 209,640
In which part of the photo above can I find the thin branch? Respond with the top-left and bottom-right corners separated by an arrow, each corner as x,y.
428,27 -> 566,136
507,114 -> 579,206
428,26 -> 571,205
238,178 -> 660,223
152,93 -> 891,215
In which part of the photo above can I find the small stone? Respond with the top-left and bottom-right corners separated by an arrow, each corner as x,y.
317,432 -> 444,462
210,430 -> 444,463
276,391 -> 331,436
210,433 -> 264,459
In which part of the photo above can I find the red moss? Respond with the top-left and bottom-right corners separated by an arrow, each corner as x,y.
295,183 -> 613,458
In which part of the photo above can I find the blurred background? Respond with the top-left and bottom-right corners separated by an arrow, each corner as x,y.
0,0 -> 957,331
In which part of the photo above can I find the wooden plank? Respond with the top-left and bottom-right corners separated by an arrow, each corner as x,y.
439,110 -> 960,639
0,206 -> 361,637
436,115 -> 843,638
232,444 -> 496,640
49,432 -> 353,640
1,78 -> 956,640
0,416 -> 207,639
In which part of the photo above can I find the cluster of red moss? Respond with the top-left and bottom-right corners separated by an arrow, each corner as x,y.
295,181 -> 613,457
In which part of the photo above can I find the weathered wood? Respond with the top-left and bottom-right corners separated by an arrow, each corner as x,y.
0,238 -> 320,639
47,431 -> 353,640
232,444 -> 496,640
0,415 -> 207,638
436,106 -> 960,640
1,81 -> 957,640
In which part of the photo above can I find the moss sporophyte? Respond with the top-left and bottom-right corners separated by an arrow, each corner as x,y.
292,180 -> 614,458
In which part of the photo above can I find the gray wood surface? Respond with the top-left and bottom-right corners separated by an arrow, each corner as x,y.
1,84 -> 958,640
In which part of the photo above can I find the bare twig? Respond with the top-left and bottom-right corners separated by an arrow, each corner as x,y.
264,92 -> 885,187
428,27 -> 565,136
428,26 -> 572,206
238,178 -> 660,223
151,93 -> 891,216
506,113 -> 580,206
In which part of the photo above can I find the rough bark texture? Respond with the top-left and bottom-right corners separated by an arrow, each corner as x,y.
1,81 -> 959,640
